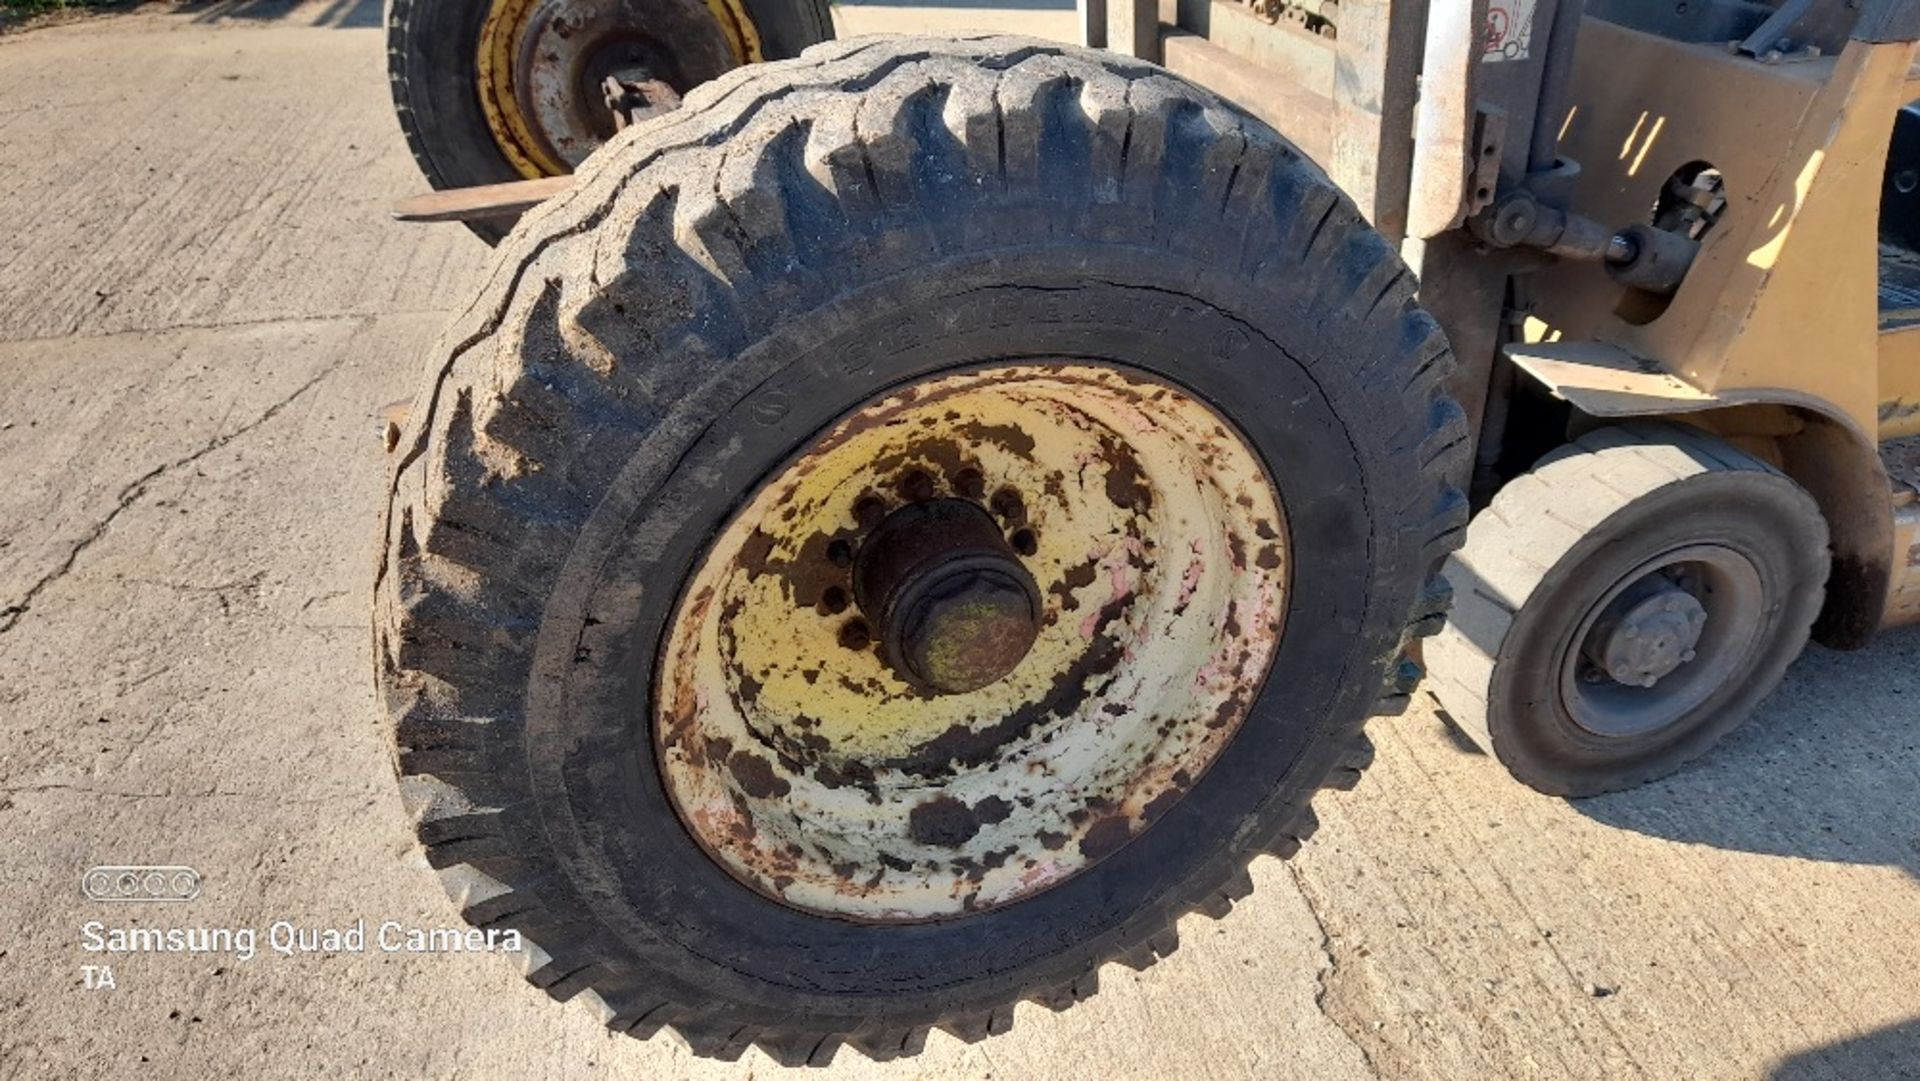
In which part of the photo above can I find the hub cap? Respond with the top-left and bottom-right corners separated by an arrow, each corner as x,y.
1581,577 -> 1708,688
655,365 -> 1289,921
853,499 -> 1043,695
1562,545 -> 1765,738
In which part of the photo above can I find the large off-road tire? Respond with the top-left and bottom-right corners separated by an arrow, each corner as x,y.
375,35 -> 1467,1063
385,0 -> 834,243
1427,423 -> 1830,797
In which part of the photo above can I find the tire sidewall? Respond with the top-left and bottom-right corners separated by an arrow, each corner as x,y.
519,248 -> 1410,1023
740,0 -> 833,58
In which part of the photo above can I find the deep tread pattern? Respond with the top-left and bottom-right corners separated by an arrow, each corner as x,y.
676,1018 -> 755,1061
376,35 -> 1467,1064
845,1026 -> 929,1063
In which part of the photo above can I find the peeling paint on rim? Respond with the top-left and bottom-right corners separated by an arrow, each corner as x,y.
476,0 -> 757,177
655,364 -> 1289,921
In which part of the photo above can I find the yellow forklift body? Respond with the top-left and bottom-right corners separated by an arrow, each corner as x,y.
1507,19 -> 1920,632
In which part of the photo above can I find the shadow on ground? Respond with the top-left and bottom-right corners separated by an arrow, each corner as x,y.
179,0 -> 376,28
1770,1015 -> 1920,1080
1568,627 -> 1920,880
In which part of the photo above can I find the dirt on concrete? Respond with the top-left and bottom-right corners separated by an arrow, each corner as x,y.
0,4 -> 1916,1079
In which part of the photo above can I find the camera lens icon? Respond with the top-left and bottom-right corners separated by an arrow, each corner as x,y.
82,866 -> 200,902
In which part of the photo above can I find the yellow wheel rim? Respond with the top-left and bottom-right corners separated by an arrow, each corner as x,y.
655,364 -> 1291,921
476,0 -> 761,179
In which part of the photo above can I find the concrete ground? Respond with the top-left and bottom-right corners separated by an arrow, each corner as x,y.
1,3 -> 1916,1078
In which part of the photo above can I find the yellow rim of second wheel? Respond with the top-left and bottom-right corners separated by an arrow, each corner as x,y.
475,0 -> 762,180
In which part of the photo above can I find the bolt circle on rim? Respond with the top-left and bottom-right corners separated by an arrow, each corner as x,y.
1560,544 -> 1766,739
476,0 -> 759,176
655,364 -> 1290,922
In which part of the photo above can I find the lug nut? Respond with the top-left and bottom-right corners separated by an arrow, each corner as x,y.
989,487 -> 1026,523
898,469 -> 937,503
952,467 -> 986,499
838,619 -> 871,650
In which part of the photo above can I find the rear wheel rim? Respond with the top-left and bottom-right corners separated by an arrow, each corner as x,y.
1559,544 -> 1766,739
476,0 -> 758,176
654,363 -> 1291,922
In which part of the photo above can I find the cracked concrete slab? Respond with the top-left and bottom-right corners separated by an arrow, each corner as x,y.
1297,639 -> 1920,1081
0,318 -> 366,631
2,3 -> 1917,1080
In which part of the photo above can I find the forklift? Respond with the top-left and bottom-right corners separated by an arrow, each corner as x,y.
374,0 -> 1920,1062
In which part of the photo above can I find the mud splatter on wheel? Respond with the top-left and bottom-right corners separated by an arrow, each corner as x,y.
384,0 -> 832,242
657,365 -> 1291,919
376,35 -> 1466,1062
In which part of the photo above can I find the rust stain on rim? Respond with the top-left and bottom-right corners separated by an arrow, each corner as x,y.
475,0 -> 759,178
655,364 -> 1291,921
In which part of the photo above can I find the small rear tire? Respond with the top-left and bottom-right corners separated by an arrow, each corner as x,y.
1427,422 -> 1830,797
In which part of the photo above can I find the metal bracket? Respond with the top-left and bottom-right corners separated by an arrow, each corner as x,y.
1736,0 -> 1817,58
1465,107 -> 1508,217
1504,340 -> 1718,415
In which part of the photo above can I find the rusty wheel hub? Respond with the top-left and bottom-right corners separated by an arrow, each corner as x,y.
477,0 -> 757,175
854,499 -> 1042,695
655,365 -> 1290,921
